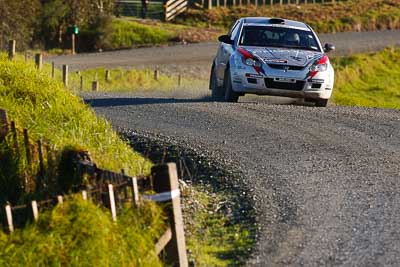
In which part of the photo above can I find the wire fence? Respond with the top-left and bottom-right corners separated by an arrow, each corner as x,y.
0,108 -> 188,266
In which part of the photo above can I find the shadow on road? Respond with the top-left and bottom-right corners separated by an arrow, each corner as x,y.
84,96 -> 213,107
84,95 -> 314,108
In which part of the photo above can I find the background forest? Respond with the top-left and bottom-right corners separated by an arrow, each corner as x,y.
0,0 -> 114,51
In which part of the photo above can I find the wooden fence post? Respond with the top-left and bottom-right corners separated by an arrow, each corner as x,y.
35,53 -> 43,70
57,195 -> 64,205
105,70 -> 111,82
80,76 -> 84,90
154,70 -> 159,81
152,163 -> 188,267
92,81 -> 99,91
51,62 -> 55,78
10,121 -> 19,154
178,74 -> 182,87
23,128 -> 31,165
71,33 -> 76,55
5,203 -> 14,233
37,139 -> 44,175
131,177 -> 140,207
82,190 -> 88,200
62,65 -> 69,87
108,184 -> 117,222
0,109 -> 9,141
8,40 -> 16,60
31,201 -> 39,222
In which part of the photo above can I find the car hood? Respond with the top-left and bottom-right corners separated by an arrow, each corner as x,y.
242,46 -> 323,67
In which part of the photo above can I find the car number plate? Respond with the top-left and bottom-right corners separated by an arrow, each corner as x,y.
274,77 -> 297,83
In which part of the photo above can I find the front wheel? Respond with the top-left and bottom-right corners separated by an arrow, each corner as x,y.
315,98 -> 329,107
210,65 -> 224,100
224,68 -> 239,102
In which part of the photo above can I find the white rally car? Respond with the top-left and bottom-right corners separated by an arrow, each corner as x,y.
210,17 -> 335,106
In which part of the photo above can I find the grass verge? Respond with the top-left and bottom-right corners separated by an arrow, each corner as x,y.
0,54 -> 165,265
67,67 -> 208,93
332,47 -> 400,109
183,186 -> 254,266
98,18 -> 222,50
176,0 -> 400,33
0,53 -> 151,179
0,197 -> 165,266
128,134 -> 257,267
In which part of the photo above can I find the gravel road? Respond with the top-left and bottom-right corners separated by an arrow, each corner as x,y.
85,92 -> 400,266
47,30 -> 400,79
70,28 -> 400,266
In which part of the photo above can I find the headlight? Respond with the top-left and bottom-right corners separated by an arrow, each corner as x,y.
309,55 -> 329,78
310,63 -> 328,72
245,58 -> 262,68
245,58 -> 255,66
238,47 -> 263,73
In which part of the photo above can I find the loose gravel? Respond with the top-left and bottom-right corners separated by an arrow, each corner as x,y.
75,29 -> 400,266
84,92 -> 400,266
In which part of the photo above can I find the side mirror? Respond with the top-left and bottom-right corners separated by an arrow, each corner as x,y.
324,43 -> 335,53
218,35 -> 234,45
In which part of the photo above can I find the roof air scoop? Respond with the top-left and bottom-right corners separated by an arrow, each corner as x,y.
269,18 -> 285,24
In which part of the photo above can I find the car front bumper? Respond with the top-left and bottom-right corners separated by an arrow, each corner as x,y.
230,57 -> 334,100
232,74 -> 333,99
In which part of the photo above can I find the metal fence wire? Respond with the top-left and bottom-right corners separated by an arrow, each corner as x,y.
0,108 -> 188,266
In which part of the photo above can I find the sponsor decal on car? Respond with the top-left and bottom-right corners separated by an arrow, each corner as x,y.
265,59 -> 288,64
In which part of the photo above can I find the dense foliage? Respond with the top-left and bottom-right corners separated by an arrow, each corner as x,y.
0,0 -> 40,50
0,0 -> 114,51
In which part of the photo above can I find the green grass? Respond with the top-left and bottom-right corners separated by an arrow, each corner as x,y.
332,47 -> 400,109
0,53 -> 168,265
0,53 -> 151,178
176,0 -> 400,34
101,19 -> 174,49
98,18 -> 222,50
66,68 -> 207,93
184,187 -> 254,266
0,197 -> 165,267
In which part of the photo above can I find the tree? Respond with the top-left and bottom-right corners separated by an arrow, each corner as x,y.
39,0 -> 114,50
0,0 -> 40,50
0,0 -> 114,51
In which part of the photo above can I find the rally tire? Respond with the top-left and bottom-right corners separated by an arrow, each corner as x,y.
224,68 -> 239,103
210,65 -> 224,100
315,98 -> 329,107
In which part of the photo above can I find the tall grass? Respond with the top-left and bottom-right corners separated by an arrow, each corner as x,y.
0,53 -> 166,265
185,188 -> 254,266
0,53 -> 151,184
0,197 -> 165,266
332,47 -> 400,109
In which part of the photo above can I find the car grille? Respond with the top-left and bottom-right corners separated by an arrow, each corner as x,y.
264,78 -> 305,91
267,64 -> 305,71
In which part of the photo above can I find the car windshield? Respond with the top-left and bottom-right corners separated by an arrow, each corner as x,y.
239,25 -> 320,51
